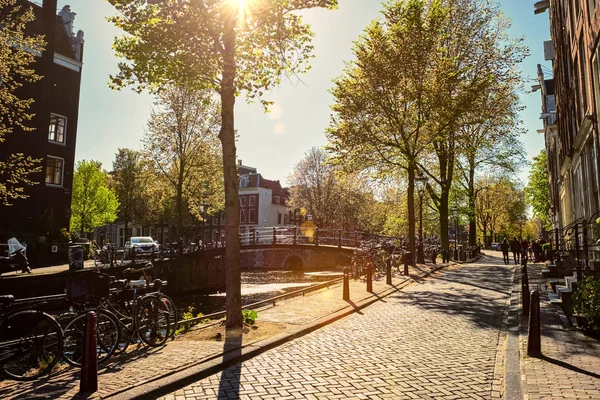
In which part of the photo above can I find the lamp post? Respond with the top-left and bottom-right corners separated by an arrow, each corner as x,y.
199,203 -> 209,249
415,174 -> 428,264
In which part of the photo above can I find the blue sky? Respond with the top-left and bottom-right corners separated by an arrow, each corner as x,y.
61,0 -> 551,186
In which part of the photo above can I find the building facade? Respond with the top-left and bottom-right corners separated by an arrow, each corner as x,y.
535,0 -> 600,251
0,0 -> 84,259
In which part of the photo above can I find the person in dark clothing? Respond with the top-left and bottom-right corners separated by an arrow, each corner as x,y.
500,238 -> 510,265
510,237 -> 521,264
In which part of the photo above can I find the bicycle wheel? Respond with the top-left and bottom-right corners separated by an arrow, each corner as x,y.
0,310 -> 63,381
116,250 -> 125,266
62,309 -> 120,367
157,294 -> 178,338
134,295 -> 170,347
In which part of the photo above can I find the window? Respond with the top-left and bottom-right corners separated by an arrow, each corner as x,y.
249,209 -> 256,224
579,37 -> 589,115
48,114 -> 66,144
278,213 -> 282,225
249,195 -> 255,206
274,196 -> 280,205
240,196 -> 246,206
45,156 -> 63,186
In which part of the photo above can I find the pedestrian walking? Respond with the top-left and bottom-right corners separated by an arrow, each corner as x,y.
510,237 -> 521,264
500,238 -> 510,265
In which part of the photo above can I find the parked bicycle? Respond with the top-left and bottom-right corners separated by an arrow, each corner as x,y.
92,241 -> 125,267
0,295 -> 64,381
61,268 -> 173,366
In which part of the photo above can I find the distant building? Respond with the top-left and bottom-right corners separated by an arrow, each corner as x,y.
0,0 -> 84,263
93,161 -> 296,248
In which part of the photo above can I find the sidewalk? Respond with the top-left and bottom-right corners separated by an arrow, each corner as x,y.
0,261 -> 449,399
519,262 -> 600,400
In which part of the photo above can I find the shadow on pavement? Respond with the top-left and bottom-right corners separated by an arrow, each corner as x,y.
537,354 -> 600,379
218,328 -> 243,399
388,263 -> 513,331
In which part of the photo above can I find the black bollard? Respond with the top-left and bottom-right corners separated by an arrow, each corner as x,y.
431,250 -> 436,264
527,290 -> 541,356
80,311 -> 98,393
403,253 -> 409,276
386,258 -> 392,285
367,263 -> 373,292
343,267 -> 350,300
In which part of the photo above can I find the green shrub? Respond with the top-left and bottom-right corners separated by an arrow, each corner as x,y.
176,306 -> 208,335
242,309 -> 258,325
573,276 -> 600,333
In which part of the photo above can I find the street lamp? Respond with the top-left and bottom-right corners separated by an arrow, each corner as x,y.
415,173 -> 428,263
199,203 -> 209,249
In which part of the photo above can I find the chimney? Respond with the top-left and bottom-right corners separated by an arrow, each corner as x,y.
42,0 -> 57,63
238,159 -> 242,166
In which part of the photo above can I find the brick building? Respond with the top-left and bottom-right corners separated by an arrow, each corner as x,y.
535,0 -> 600,242
0,0 -> 84,262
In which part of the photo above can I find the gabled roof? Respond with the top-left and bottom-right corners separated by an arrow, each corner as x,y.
23,1 -> 77,59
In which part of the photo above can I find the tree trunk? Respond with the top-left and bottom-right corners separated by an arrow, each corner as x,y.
124,219 -> 129,243
482,225 -> 487,248
468,164 -> 476,246
440,189 -> 449,250
407,163 -> 416,266
220,11 -> 242,329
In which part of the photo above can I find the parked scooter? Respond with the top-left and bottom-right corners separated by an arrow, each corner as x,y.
0,238 -> 31,275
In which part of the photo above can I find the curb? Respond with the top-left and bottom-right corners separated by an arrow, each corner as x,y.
504,264 -> 523,400
109,261 -> 458,400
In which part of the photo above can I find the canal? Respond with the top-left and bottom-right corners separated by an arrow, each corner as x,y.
172,269 -> 344,316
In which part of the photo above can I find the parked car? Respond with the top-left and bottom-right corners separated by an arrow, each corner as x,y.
124,237 -> 160,259
490,242 -> 501,251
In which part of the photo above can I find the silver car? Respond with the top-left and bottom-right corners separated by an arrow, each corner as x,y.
125,236 -> 160,259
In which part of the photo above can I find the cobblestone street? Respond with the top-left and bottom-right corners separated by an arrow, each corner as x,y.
161,258 -> 514,400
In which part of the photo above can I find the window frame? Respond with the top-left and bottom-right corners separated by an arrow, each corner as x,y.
48,113 -> 67,144
249,195 -> 255,206
45,156 -> 64,187
249,209 -> 256,224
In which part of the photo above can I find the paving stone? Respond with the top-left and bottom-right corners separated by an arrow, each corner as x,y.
158,257 -> 513,399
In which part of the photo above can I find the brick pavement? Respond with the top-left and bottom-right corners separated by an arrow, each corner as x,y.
520,263 -> 600,400
0,261 -> 444,399
159,256 -> 514,400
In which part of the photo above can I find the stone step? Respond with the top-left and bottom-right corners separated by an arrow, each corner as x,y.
565,275 -> 578,292
556,285 -> 573,301
549,278 -> 563,293
548,291 -> 562,305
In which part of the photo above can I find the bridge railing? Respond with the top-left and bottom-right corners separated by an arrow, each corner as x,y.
236,226 -> 404,249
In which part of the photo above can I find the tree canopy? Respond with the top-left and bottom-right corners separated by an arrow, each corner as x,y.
0,0 -> 45,206
70,160 -> 119,236
108,0 -> 337,328
525,150 -> 551,230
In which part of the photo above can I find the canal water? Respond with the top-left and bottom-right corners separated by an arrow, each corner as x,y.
172,269 -> 344,316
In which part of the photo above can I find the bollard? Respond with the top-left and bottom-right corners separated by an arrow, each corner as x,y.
527,290 -> 541,356
521,270 -> 529,317
80,311 -> 98,393
403,254 -> 409,276
273,227 -> 277,245
343,267 -> 350,300
431,250 -> 436,264
367,262 -> 373,292
386,258 -> 392,285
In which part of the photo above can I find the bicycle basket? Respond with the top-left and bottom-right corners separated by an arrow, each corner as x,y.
66,272 -> 110,300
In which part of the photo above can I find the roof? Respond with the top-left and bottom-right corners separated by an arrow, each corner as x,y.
23,1 -> 77,60
240,173 -> 288,203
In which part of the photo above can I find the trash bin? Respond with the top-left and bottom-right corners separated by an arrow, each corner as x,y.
69,245 -> 84,271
